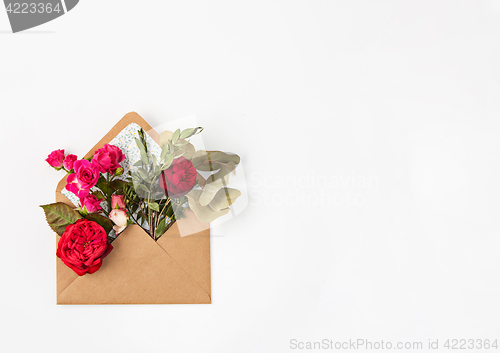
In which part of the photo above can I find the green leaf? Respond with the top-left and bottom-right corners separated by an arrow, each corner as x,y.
161,154 -> 174,170
148,202 -> 160,211
135,137 -> 149,164
156,218 -> 166,238
160,143 -> 169,160
92,190 -> 106,201
133,160 -> 143,167
191,150 -> 240,171
179,128 -> 195,139
110,179 -> 129,191
84,213 -> 114,235
96,174 -> 110,196
135,183 -> 150,195
180,127 -> 203,139
172,129 -> 181,143
159,130 -> 173,147
40,202 -> 83,236
138,168 -> 151,183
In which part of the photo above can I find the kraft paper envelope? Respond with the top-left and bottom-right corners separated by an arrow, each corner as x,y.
54,112 -> 211,304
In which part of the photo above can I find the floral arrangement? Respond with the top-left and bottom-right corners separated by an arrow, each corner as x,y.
42,126 -> 241,276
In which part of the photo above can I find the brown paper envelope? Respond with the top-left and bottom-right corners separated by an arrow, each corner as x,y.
55,112 -> 211,304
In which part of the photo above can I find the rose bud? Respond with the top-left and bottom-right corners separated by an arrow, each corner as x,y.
111,194 -> 126,209
159,156 -> 197,198
114,167 -> 124,176
56,219 -> 113,276
109,208 -> 129,234
80,194 -> 103,214
63,154 -> 77,171
92,144 -> 125,174
46,149 -> 65,169
65,159 -> 100,198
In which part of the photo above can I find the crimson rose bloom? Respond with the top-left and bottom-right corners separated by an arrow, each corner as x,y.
159,157 -> 197,198
66,159 -> 100,198
92,144 -> 125,174
56,219 -> 113,276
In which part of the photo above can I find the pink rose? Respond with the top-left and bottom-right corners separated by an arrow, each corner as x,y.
65,159 -> 100,198
109,208 -> 128,234
46,149 -> 65,169
111,194 -> 126,209
80,194 -> 103,214
63,154 -> 77,171
92,144 -> 125,174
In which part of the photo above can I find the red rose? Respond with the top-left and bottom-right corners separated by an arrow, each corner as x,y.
92,144 -> 125,174
56,219 -> 113,276
159,157 -> 197,198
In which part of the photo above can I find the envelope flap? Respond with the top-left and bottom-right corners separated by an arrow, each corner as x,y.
157,211 -> 211,296
57,225 -> 211,304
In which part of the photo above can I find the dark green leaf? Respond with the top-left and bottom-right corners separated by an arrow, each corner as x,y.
40,202 -> 83,236
85,213 -> 114,235
110,179 -> 129,191
156,218 -> 166,238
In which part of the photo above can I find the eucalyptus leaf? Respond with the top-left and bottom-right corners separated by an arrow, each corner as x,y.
135,183 -> 150,195
199,165 -> 230,206
187,190 -> 230,223
161,154 -> 174,170
180,126 -> 203,139
196,172 -> 206,188
172,129 -> 180,143
138,168 -> 151,183
40,202 -> 83,236
179,128 -> 194,139
208,188 -> 241,212
159,130 -> 173,147
191,150 -> 240,171
160,144 -> 169,160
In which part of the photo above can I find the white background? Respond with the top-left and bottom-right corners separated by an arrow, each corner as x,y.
1,1 -> 500,352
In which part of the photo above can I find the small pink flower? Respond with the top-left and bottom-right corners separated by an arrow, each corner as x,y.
80,194 -> 103,214
92,144 -> 125,174
46,149 -> 65,169
111,194 -> 126,209
66,174 -> 89,198
63,154 -> 77,171
65,159 -> 100,198
109,208 -> 128,234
